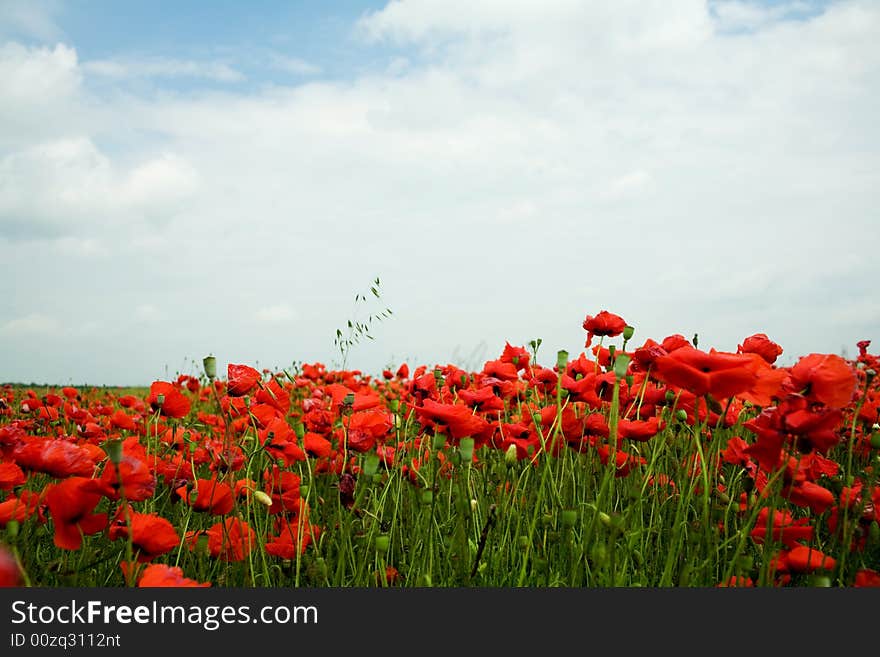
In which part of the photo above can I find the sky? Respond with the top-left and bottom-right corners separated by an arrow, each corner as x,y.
0,0 -> 878,386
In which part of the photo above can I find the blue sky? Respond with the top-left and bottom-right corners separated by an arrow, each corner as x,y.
1,0 -> 877,385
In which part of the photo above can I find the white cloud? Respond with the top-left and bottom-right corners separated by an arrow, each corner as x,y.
600,170 -> 654,202
0,313 -> 60,337
0,137 -> 199,236
83,56 -> 245,82
269,55 -> 321,76
255,304 -> 297,323
0,0 -> 62,42
134,304 -> 164,322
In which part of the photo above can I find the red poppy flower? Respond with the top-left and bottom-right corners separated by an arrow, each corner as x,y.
45,477 -> 108,550
737,333 -> 783,365
13,439 -> 98,478
0,462 -> 25,490
204,517 -> 256,561
138,564 -> 210,588
785,545 -> 836,573
265,519 -> 319,558
788,353 -> 857,409
86,450 -> 156,503
413,399 -> 491,444
148,381 -> 191,419
341,410 -> 392,453
617,417 -> 663,442
0,545 -> 20,587
749,508 -> 814,548
109,409 -> 138,431
500,342 -> 531,371
109,508 -> 179,562
259,420 -> 306,465
227,364 -> 262,397
651,346 -> 761,400
582,310 -> 627,348
176,478 -> 234,515
855,569 -> 880,587
0,491 -> 42,528
303,432 -> 333,458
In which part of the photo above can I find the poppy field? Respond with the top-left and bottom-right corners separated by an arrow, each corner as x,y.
1,311 -> 879,588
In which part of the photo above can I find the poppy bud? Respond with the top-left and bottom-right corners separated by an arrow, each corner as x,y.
432,434 -> 446,451
557,350 -> 569,371
623,325 -> 635,341
253,490 -> 272,507
665,390 -> 676,404
5,520 -> 18,539
675,409 -> 688,422
614,354 -> 631,380
870,432 -> 880,450
421,490 -> 433,506
389,399 -> 400,413
374,535 -> 390,553
869,521 -> 880,545
105,439 -> 123,465
561,509 -> 578,528
203,355 -> 217,380
299,484 -> 309,498
505,444 -> 518,467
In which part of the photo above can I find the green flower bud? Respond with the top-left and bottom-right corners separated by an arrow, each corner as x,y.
561,509 -> 578,528
421,490 -> 433,506
675,409 -> 688,422
105,439 -> 123,465
613,353 -> 631,380
809,575 -> 832,587
556,350 -> 569,371
870,432 -> 880,450
202,355 -> 217,380
6,519 -> 19,539
432,433 -> 447,451
505,443 -> 518,467
374,535 -> 390,553
623,325 -> 635,341
869,521 -> 880,545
